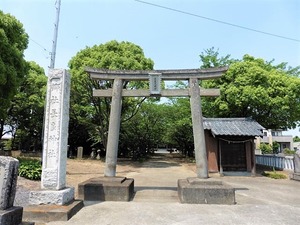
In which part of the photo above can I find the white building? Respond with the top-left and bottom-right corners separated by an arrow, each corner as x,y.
256,129 -> 293,153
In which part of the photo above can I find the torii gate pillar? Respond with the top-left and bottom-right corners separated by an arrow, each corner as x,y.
190,78 -> 208,178
104,78 -> 123,177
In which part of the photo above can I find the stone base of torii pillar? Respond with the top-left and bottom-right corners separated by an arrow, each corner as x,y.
78,177 -> 134,201
177,178 -> 235,204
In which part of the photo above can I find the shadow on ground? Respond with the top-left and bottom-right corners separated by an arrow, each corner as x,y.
118,153 -> 191,169
134,186 -> 177,191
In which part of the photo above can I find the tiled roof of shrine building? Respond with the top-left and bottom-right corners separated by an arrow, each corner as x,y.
203,118 -> 264,137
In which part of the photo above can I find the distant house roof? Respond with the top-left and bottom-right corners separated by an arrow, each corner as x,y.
203,118 -> 264,137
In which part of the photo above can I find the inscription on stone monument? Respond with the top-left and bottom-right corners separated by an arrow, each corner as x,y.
45,77 -> 62,167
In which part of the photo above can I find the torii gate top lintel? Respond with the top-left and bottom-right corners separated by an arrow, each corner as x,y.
86,66 -> 228,81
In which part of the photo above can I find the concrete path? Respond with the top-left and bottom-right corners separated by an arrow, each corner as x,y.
130,155 -> 196,203
47,154 -> 300,225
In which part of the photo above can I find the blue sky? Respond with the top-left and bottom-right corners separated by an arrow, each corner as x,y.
1,0 -> 300,136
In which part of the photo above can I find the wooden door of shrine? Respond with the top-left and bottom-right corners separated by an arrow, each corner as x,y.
221,141 -> 247,171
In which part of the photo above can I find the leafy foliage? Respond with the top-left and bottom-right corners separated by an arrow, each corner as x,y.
68,40 -> 154,153
294,136 -> 300,142
201,50 -> 300,130
163,98 -> 194,157
283,148 -> 296,155
259,143 -> 273,154
272,141 -> 280,154
0,11 -> 29,138
119,97 -> 195,158
18,157 -> 42,180
199,47 -> 236,69
7,62 -> 47,151
120,102 -> 171,159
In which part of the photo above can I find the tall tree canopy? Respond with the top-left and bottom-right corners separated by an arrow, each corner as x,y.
120,102 -> 171,158
163,98 -> 194,157
0,10 -> 28,137
7,61 -> 47,150
68,40 -> 154,153
201,50 -> 300,130
199,47 -> 236,69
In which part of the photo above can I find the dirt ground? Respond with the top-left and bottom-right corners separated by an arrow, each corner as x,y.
16,153 -> 290,200
17,154 -> 197,198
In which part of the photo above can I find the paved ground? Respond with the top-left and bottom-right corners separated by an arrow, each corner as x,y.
37,154 -> 300,224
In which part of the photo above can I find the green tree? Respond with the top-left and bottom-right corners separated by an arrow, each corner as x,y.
294,136 -> 300,142
68,40 -> 154,153
199,47 -> 236,69
7,61 -> 47,150
120,102 -> 170,159
201,53 -> 300,130
0,11 -> 28,138
164,98 -> 194,157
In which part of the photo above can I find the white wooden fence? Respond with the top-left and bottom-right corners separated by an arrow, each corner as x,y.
256,155 -> 294,170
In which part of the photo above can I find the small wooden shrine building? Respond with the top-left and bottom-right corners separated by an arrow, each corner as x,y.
203,118 -> 264,175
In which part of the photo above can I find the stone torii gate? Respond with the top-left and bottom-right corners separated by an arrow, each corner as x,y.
87,67 -> 226,176
80,67 -> 235,204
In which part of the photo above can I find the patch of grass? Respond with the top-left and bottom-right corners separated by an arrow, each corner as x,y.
261,170 -> 287,179
17,157 -> 42,180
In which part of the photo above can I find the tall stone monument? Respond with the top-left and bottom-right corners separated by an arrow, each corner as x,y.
41,69 -> 69,190
25,69 -> 83,223
30,69 -> 73,204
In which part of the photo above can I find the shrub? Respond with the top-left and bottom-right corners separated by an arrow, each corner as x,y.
259,143 -> 273,154
272,141 -> 280,154
262,170 -> 287,179
17,157 -> 42,180
283,148 -> 296,155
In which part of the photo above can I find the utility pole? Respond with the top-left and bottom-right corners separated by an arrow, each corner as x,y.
49,0 -> 61,69
42,0 -> 62,163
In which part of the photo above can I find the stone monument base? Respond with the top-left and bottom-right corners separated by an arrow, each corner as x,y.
78,176 -> 134,201
178,177 -> 235,204
23,200 -> 83,223
29,187 -> 75,205
290,173 -> 300,181
0,206 -> 23,225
